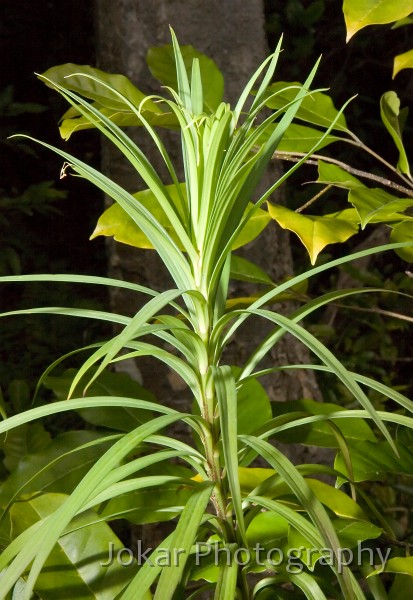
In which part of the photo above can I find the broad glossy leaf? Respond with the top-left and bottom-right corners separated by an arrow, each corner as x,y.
100,478 -> 194,525
246,511 -> 289,546
289,518 -> 382,570
343,0 -> 413,40
41,64 -> 158,112
348,187 -> 413,228
0,422 -> 51,472
268,203 -> 359,264
43,367 -> 155,431
40,64 -> 178,139
262,82 -> 348,132
393,48 -> 413,77
369,557 -> 413,577
390,220 -> 413,261
317,160 -> 365,190
238,467 -> 276,493
270,399 -> 376,448
230,255 -> 273,285
260,122 -> 340,153
147,44 -> 224,111
59,105 -> 178,140
91,184 -> 270,251
0,431 -> 112,507
380,91 -> 410,175
335,440 -> 413,482
306,479 -> 368,520
10,493 -> 133,599
235,368 -> 272,436
232,207 -> 271,250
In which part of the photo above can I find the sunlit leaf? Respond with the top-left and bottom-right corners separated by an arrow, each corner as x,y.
317,160 -> 365,190
232,206 -> 271,250
235,368 -> 272,436
390,220 -> 413,261
147,44 -> 224,111
393,48 -> 413,77
230,255 -> 273,285
262,82 -> 348,131
41,64 -> 156,112
343,0 -> 413,41
369,557 -> 413,577
306,479 -> 368,520
258,122 -> 340,153
238,467 -> 276,493
380,91 -> 410,176
348,187 -> 413,228
59,105 -> 178,140
246,511 -> 289,546
10,493 -> 134,599
91,184 -> 270,251
335,440 -> 413,482
268,203 -> 359,264
290,518 -> 382,570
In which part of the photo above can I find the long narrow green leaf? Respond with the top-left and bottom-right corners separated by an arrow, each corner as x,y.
242,439 -> 363,600
218,242 -> 413,352
289,572 -> 329,599
240,286 -> 406,379
214,559 -> 238,600
153,482 -> 213,600
38,74 -> 196,263
251,308 -> 396,453
67,289 -> 184,396
13,133 -> 193,292
119,532 -> 174,599
212,366 -> 247,545
257,364 -> 413,415
0,413 -> 190,600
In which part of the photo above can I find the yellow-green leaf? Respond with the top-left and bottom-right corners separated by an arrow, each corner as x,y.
307,479 -> 368,521
348,187 -> 413,228
10,493 -> 134,599
238,467 -> 276,493
393,48 -> 413,78
147,44 -> 224,112
390,220 -> 413,262
256,123 -> 340,153
268,203 -> 359,264
369,557 -> 413,577
59,105 -> 178,140
41,63 -> 158,112
90,184 -> 186,249
91,184 -> 270,251
343,0 -> 413,41
263,82 -> 348,132
317,160 -> 365,190
380,91 -> 410,176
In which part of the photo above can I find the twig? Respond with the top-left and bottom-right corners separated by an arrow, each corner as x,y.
273,151 -> 413,198
296,184 -> 333,213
